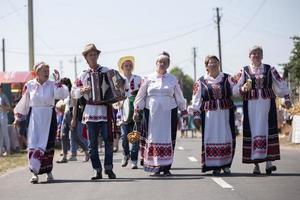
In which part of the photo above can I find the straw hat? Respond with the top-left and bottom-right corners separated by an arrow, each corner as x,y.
82,43 -> 101,57
118,56 -> 135,74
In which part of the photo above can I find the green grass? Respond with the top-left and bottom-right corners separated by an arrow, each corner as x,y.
0,152 -> 27,175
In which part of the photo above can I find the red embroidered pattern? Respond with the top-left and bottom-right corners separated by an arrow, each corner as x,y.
253,136 -> 267,150
272,67 -> 283,81
83,115 -> 107,121
145,143 -> 172,159
205,143 -> 232,159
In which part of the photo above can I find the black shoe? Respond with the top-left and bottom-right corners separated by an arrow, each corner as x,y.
56,158 -> 67,163
266,165 -> 277,175
150,171 -> 161,177
105,170 -> 116,179
163,170 -> 172,176
91,172 -> 102,180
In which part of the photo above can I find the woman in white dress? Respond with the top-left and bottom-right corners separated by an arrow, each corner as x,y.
191,55 -> 236,175
13,62 -> 68,183
133,52 -> 186,176
233,46 -> 292,175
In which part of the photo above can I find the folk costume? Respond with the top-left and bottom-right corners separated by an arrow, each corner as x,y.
134,72 -> 186,173
191,72 -> 236,173
233,64 -> 290,164
14,79 -> 68,175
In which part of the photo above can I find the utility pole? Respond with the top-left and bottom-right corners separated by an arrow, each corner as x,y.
74,56 -> 78,80
70,56 -> 80,80
28,0 -> 34,71
2,38 -> 5,72
215,7 -> 223,72
193,47 -> 197,82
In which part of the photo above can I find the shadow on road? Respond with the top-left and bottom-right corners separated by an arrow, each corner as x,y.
39,174 -> 205,184
202,172 -> 300,177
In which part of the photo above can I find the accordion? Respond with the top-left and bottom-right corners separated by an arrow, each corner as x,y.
90,69 -> 126,104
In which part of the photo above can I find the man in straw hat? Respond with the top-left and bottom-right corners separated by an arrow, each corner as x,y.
233,45 -> 292,175
72,43 -> 116,180
117,56 -> 142,169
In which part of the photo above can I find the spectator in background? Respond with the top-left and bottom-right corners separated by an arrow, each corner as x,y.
56,78 -> 89,163
0,84 -> 11,156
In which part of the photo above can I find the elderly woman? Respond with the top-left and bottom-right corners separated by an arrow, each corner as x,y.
191,55 -> 236,175
13,62 -> 69,183
133,51 -> 186,176
117,56 -> 142,169
233,46 -> 292,175
72,43 -> 117,180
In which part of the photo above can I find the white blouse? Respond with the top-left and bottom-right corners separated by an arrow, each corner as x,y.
14,79 -> 69,118
134,72 -> 186,112
232,64 -> 290,98
191,72 -> 235,111
124,74 -> 142,98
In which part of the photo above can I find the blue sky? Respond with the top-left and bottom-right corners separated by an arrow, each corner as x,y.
1,0 -> 300,81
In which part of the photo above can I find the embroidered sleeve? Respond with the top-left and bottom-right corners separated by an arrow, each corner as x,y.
54,82 -> 69,100
71,72 -> 86,99
190,79 -> 202,111
232,68 -> 245,97
271,66 -> 290,98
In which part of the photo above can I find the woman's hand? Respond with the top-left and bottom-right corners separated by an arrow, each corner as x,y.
241,79 -> 252,92
53,69 -> 60,81
12,119 -> 20,128
133,111 -> 140,122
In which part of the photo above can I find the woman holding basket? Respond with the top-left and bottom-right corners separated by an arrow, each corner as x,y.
133,52 -> 186,176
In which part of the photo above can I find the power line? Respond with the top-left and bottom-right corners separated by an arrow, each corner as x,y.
103,22 -> 214,54
5,22 -> 214,57
0,4 -> 27,20
223,0 -> 267,44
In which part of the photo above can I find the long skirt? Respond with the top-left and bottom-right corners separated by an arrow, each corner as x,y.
140,107 -> 178,172
27,107 -> 57,175
242,97 -> 280,163
201,107 -> 236,172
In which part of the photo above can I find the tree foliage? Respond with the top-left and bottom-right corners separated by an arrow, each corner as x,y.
169,67 -> 194,104
283,36 -> 300,99
284,36 -> 300,82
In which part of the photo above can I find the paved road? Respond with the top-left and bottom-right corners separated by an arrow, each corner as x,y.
1,135 -> 300,200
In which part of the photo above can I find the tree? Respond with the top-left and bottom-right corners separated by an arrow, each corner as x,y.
169,67 -> 194,104
283,36 -> 300,101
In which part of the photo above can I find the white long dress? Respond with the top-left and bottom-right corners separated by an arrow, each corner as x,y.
14,79 -> 68,174
134,72 -> 186,172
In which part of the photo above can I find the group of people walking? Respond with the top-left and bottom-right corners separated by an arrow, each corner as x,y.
12,43 -> 292,183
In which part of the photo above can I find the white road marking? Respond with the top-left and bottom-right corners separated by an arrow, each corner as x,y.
178,146 -> 184,150
211,177 -> 234,189
188,156 -> 198,162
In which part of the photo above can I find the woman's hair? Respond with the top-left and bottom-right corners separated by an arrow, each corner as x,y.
204,55 -> 219,67
60,77 -> 72,92
157,51 -> 170,65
